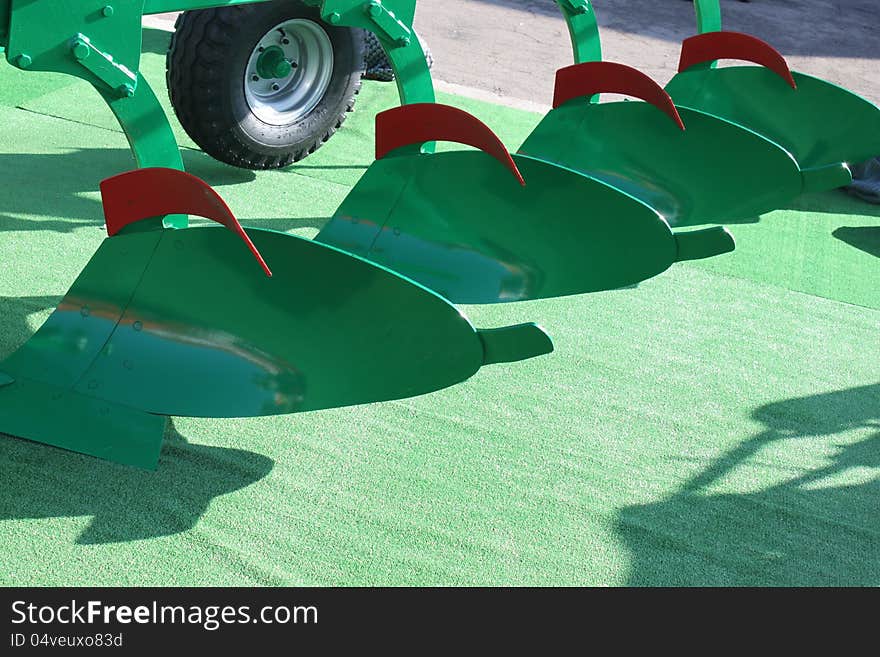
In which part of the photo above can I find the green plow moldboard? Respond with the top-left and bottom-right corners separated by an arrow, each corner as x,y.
551,1 -> 880,193
518,61 -> 804,227
0,169 -> 552,469
317,103 -> 735,304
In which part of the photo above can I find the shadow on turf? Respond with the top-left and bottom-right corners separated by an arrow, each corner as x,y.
615,383 -> 880,585
0,148 -> 255,234
0,295 -> 59,361
142,26 -> 172,56
0,421 -> 274,545
833,226 -> 880,259
0,294 -> 274,545
785,190 -> 880,219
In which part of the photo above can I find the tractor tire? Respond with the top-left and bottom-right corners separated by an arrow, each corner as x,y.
167,2 -> 365,169
363,30 -> 434,82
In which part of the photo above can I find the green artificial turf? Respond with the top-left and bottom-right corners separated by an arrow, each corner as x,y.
0,28 -> 878,586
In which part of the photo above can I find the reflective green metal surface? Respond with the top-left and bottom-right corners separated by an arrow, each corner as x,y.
693,0 -> 723,34
2,232 -> 162,386
553,0 -> 601,66
551,1 -> 879,194
317,150 -> 733,304
6,0 -> 143,82
1,218 -> 552,467
74,226 -> 545,417
519,100 -> 803,226
665,68 -> 880,179
479,324 -> 554,366
0,377 -> 168,470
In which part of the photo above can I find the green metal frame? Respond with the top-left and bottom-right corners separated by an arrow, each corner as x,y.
552,1 -> 721,66
1,1 -> 186,228
547,0 -> 880,189
693,0 -> 723,33
553,0 -> 601,65
0,0 -> 434,228
142,1 -> 434,104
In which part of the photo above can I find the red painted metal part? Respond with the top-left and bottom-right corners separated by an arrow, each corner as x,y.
376,103 -> 526,186
553,62 -> 686,131
100,168 -> 272,277
678,31 -> 797,90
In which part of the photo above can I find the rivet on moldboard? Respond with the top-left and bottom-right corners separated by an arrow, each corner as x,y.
393,227 -> 401,236
133,321 -> 143,332
80,306 -> 90,317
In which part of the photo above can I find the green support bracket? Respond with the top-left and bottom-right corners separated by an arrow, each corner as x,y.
553,1 -> 720,66
6,1 -> 143,81
3,0 -> 185,228
694,0 -> 723,33
690,0 -> 721,71
554,0 -> 601,65
317,0 -> 434,150
96,78 -> 188,230
3,0 -> 432,174
70,33 -> 139,98
319,0 -> 434,106
363,0 -> 412,46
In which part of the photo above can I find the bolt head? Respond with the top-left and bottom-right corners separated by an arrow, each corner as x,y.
102,5 -> 115,17
16,53 -> 32,68
72,41 -> 90,60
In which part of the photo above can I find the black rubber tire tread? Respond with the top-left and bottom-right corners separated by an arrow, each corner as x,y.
363,29 -> 434,82
167,3 -> 365,169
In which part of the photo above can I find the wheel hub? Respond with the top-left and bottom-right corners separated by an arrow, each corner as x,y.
256,45 -> 294,80
245,19 -> 334,126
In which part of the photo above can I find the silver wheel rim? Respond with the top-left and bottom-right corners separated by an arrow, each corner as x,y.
244,19 -> 334,126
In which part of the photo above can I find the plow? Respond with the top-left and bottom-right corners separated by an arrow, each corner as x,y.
1,0 -> 878,469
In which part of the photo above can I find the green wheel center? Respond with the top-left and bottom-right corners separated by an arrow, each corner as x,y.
256,46 -> 293,80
